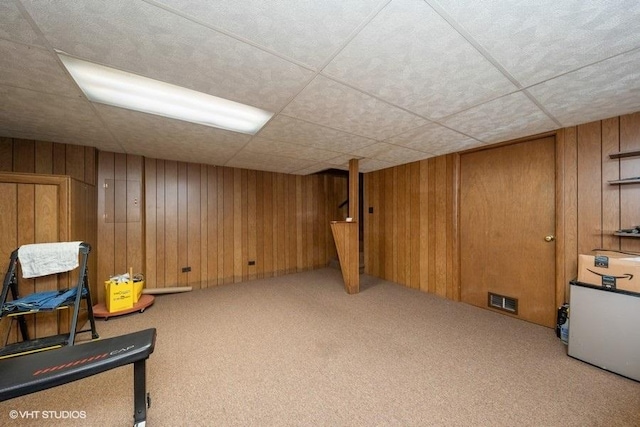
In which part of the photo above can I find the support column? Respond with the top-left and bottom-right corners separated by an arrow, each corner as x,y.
349,159 -> 359,222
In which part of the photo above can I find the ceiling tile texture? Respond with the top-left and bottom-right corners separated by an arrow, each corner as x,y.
1,0 -> 639,174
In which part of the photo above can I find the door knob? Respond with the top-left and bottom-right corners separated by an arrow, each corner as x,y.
544,235 -> 555,242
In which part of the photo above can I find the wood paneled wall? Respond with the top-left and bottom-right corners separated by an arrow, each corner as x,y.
364,156 -> 458,300
97,155 -> 347,295
0,138 -> 98,289
364,111 -> 640,306
4,111 -> 640,310
145,160 -> 346,289
558,113 -> 640,285
96,152 -> 144,304
0,138 -> 96,186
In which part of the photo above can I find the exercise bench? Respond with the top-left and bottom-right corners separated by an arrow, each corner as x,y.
0,328 -> 156,427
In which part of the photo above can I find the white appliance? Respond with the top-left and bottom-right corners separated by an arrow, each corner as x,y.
568,281 -> 640,381
568,282 -> 640,381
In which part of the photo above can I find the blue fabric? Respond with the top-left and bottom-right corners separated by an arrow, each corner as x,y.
2,288 -> 86,313
39,288 -> 86,310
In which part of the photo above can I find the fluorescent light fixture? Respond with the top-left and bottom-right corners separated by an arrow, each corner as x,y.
57,52 -> 273,135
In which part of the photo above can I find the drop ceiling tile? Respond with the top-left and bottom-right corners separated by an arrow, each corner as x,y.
3,0 -> 639,173
153,0 -> 385,68
282,75 -> 428,140
0,128 -> 55,142
386,122 -> 482,156
0,128 -> 102,150
351,142 -> 432,164
324,0 -> 516,120
20,0 -> 314,112
359,158 -> 394,173
432,0 -> 640,87
0,86 -> 121,150
242,137 -> 342,162
441,92 -> 557,143
291,163 -> 340,176
325,154 -> 356,168
258,114 -> 377,153
529,49 -> 640,127
96,105 -> 250,165
0,1 -> 46,47
226,151 -> 316,174
348,142 -> 394,158
0,40 -> 82,96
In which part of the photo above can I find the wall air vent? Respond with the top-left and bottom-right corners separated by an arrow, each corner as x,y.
488,292 -> 518,314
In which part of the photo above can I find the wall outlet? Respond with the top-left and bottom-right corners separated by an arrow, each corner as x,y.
248,260 -> 256,266
181,266 -> 191,273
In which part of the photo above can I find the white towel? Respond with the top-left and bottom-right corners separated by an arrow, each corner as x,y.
18,241 -> 83,279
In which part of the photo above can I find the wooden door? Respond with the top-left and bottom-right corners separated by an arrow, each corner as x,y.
460,137 -> 556,327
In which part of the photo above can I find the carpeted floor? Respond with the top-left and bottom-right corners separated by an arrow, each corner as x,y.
1,268 -> 639,426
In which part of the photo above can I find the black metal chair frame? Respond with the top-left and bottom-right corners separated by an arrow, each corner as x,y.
0,242 -> 99,359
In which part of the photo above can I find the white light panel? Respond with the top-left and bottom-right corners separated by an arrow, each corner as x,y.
58,52 -> 273,135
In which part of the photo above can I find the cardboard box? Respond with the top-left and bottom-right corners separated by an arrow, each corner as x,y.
133,280 -> 144,303
104,280 -> 134,313
578,253 -> 640,294
592,249 -> 640,259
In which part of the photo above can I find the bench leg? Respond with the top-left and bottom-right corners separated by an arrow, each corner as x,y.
133,359 -> 148,427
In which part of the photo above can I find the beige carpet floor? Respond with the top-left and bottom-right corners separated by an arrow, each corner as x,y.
1,268 -> 639,426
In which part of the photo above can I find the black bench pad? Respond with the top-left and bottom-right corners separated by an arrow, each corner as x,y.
0,328 -> 156,401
